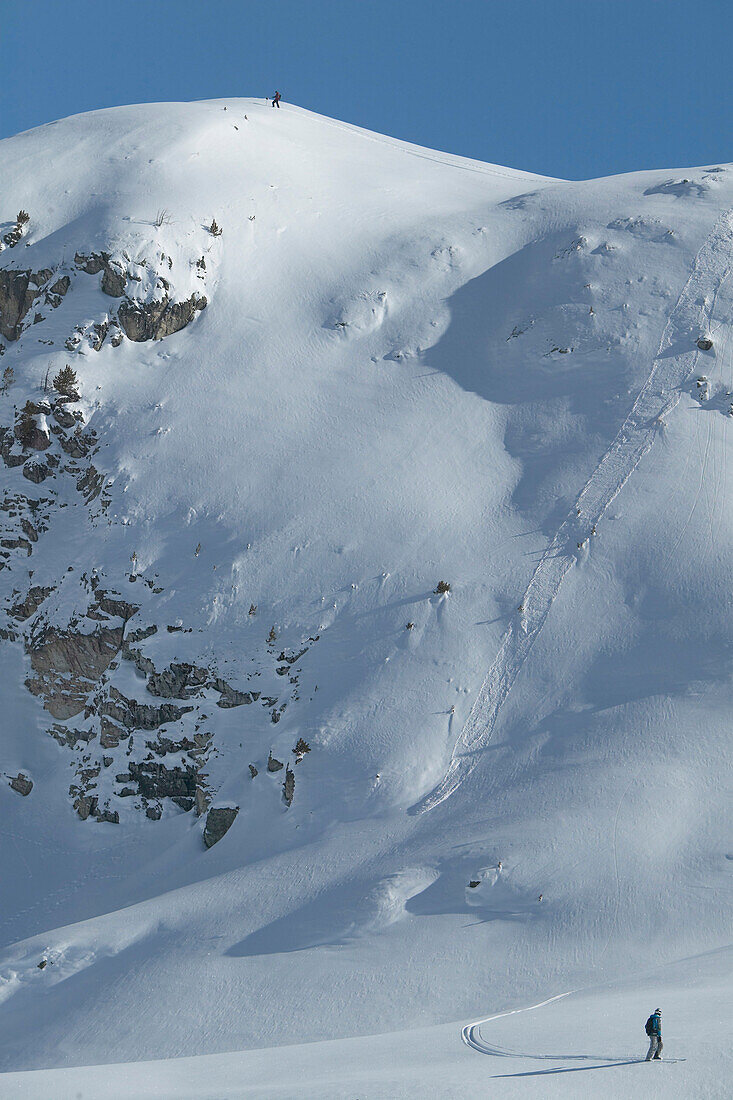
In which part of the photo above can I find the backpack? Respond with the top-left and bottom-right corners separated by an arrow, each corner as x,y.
645,1015 -> 655,1036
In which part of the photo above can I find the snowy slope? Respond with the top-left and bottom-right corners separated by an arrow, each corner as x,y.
0,99 -> 731,1095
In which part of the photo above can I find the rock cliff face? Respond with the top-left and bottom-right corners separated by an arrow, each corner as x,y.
0,242 -> 207,353
0,216 -> 317,842
1,364 -> 317,833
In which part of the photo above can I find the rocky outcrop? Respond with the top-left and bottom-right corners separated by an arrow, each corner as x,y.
267,752 -> 284,773
74,793 -> 98,820
214,678 -> 258,708
9,585 -> 53,621
74,252 -> 127,297
104,686 -> 193,731
26,624 -> 124,719
282,764 -> 295,807
0,268 -> 55,341
146,661 -> 208,699
128,759 -> 197,800
9,773 -> 33,796
117,293 -> 206,342
203,805 -> 238,849
22,460 -> 51,484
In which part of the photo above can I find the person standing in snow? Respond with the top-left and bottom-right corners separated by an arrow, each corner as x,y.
272,91 -> 282,108
644,1009 -> 663,1060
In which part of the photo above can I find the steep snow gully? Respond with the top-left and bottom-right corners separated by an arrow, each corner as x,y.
415,206 -> 733,815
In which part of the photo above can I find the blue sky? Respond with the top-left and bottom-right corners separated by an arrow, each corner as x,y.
1,0 -> 730,179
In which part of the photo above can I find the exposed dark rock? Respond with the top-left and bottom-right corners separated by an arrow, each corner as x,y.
0,269 -> 42,340
91,321 -> 108,351
75,252 -> 127,297
59,431 -> 91,459
249,764 -> 258,778
145,804 -> 162,820
52,405 -> 77,428
214,678 -> 256,708
126,624 -> 158,644
49,275 -> 70,297
2,535 -> 32,554
172,796 -> 194,812
9,584 -> 53,621
74,793 -> 98,820
26,623 -> 124,719
147,662 -> 207,699
697,337 -> 714,351
282,764 -> 295,807
195,785 -> 209,816
9,773 -> 33,796
100,718 -> 126,749
128,759 -> 197,799
118,787 -> 136,797
76,465 -> 105,502
75,252 -> 105,275
102,756 -> 113,767
21,518 -> 39,542
267,752 -> 284,773
96,594 -> 139,621
101,266 -> 126,298
96,809 -> 119,824
203,805 -> 238,849
117,292 -> 206,342
22,460 -> 51,484
48,724 -> 95,748
104,686 -> 193,731
15,417 -> 51,451
147,733 -> 198,756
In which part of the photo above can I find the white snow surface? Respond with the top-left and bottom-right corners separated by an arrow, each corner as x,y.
0,99 -> 731,1097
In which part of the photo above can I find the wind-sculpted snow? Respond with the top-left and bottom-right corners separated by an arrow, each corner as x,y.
415,206 -> 733,814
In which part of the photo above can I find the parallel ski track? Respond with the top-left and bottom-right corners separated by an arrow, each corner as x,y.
416,207 -> 733,815
463,991 -> 685,1065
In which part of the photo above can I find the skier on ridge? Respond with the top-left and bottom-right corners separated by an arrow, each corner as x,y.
271,90 -> 282,108
644,1008 -> 663,1061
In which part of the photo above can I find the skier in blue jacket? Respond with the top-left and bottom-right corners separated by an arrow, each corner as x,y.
644,1009 -> 663,1060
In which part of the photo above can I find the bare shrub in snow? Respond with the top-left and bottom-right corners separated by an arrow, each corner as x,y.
208,219 -> 222,237
154,209 -> 172,227
434,580 -> 451,595
0,365 -> 15,393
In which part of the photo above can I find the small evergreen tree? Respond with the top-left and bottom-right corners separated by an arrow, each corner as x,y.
53,364 -> 79,398
0,365 -> 15,394
16,400 -> 37,446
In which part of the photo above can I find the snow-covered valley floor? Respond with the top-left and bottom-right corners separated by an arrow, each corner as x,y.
0,99 -> 731,1097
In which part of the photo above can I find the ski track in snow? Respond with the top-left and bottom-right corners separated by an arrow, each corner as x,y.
462,991 -> 685,1066
416,207 -> 733,815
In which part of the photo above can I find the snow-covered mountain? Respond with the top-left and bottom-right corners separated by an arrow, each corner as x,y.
0,99 -> 731,1098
